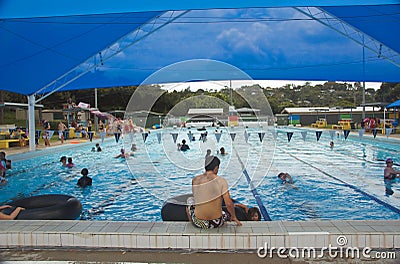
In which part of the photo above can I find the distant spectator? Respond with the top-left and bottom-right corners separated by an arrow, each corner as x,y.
0,152 -> 11,177
58,121 -> 67,144
42,119 -> 51,147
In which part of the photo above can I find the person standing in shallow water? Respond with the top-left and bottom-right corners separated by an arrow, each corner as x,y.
77,168 -> 92,187
60,156 -> 67,167
67,157 -> 74,168
384,158 -> 400,196
180,139 -> 190,151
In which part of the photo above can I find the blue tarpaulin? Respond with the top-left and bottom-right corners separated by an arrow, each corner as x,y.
1,1 -> 400,96
386,99 -> 400,109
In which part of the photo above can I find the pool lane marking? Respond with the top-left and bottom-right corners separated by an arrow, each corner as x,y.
278,146 -> 400,215
231,144 -> 272,221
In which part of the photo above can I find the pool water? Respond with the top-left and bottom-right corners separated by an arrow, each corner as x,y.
1,127 -> 400,221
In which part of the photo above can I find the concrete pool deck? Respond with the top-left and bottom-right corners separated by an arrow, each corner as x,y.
1,219 -> 400,262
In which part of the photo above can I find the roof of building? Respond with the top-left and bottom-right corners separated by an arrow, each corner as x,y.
236,107 -> 260,113
281,106 -> 380,114
187,108 -> 224,115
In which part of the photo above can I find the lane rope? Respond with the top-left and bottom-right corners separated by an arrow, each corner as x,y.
231,142 -> 272,221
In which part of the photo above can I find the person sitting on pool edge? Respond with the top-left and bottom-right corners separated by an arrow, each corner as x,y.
0,205 -> 25,220
187,156 -> 242,229
384,158 -> 400,196
278,172 -> 294,184
77,168 -> 92,187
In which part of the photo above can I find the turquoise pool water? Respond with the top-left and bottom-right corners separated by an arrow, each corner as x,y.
1,127 -> 400,221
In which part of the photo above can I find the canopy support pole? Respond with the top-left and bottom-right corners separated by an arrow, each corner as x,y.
28,94 -> 36,151
362,36 -> 366,119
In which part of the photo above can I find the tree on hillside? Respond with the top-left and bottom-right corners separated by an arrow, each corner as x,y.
374,83 -> 400,103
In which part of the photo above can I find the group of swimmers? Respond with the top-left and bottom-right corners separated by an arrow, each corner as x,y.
59,144 -> 104,187
60,155 -> 92,187
115,143 -> 136,158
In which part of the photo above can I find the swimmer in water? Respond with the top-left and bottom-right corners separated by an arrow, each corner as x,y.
247,207 -> 261,221
278,172 -> 294,184
77,168 -> 92,187
60,156 -> 67,167
330,141 -> 334,149
115,148 -> 133,158
384,158 -> 400,196
66,157 -> 74,168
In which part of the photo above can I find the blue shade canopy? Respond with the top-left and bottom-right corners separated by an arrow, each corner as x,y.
1,1 -> 400,96
386,99 -> 400,109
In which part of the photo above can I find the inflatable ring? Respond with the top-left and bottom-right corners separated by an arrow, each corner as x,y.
161,194 -> 248,221
2,194 -> 82,220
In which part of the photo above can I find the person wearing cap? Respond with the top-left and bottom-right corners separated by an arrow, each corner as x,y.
384,158 -> 400,196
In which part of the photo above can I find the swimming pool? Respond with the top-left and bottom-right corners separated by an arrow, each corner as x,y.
1,126 -> 400,221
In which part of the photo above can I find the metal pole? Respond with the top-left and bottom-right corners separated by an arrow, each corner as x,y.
94,88 -> 98,132
362,36 -> 366,119
229,80 -> 233,106
383,107 -> 386,135
28,94 -> 36,151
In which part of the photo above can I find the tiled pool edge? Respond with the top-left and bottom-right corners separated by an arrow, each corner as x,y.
0,220 -> 399,250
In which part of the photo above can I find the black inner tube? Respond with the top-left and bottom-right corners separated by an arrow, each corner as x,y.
161,194 -> 249,221
2,194 -> 82,220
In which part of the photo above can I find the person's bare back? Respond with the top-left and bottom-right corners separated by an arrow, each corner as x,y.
192,172 -> 227,220
188,156 -> 242,228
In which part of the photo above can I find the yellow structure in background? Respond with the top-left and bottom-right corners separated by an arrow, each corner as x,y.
311,118 -> 327,128
332,119 -> 352,130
